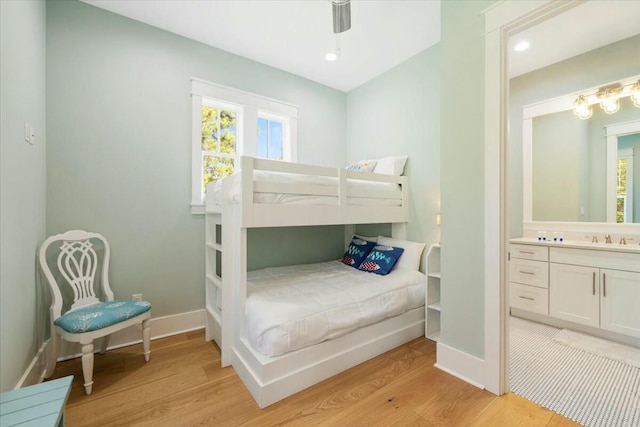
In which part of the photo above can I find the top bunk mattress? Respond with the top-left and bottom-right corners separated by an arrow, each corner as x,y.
212,169 -> 402,206
245,260 -> 425,357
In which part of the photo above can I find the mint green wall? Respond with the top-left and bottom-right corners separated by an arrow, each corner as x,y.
247,226 -> 345,271
510,35 -> 640,234
618,134 -> 640,223
46,0 -> 347,318
440,0 -> 494,359
0,0 -> 47,392
346,46 -> 441,249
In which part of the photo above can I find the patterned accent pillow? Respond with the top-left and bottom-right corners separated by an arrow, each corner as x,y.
358,245 -> 404,275
342,236 -> 377,268
345,159 -> 377,173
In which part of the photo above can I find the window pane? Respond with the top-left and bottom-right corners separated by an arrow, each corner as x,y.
201,106 -> 218,151
257,118 -> 268,158
617,196 -> 625,223
203,156 -> 235,194
220,110 -> 236,155
617,158 -> 627,195
268,120 -> 283,160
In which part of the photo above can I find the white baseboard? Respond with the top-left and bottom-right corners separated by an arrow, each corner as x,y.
58,309 -> 206,361
16,309 -> 206,388
435,341 -> 485,389
14,342 -> 49,389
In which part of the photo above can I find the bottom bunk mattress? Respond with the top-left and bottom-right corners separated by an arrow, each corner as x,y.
245,260 -> 425,357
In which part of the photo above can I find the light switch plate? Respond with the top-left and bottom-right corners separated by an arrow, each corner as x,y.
24,121 -> 31,143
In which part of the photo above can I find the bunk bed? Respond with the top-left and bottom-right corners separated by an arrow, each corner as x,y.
204,156 -> 424,408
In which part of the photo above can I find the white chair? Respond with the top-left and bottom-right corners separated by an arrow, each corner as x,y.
39,230 -> 151,395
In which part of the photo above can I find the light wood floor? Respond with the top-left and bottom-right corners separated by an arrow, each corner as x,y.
49,330 -> 579,426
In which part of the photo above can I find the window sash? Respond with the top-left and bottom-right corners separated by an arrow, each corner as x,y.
191,79 -> 298,212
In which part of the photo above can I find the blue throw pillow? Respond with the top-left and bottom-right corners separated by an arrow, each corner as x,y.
342,237 -> 376,268
358,245 -> 404,275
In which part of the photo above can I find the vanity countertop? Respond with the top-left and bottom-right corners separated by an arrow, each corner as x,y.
510,237 -> 640,254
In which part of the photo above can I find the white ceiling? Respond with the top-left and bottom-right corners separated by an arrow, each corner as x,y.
83,0 -> 441,92
82,1 -> 639,91
509,0 -> 640,78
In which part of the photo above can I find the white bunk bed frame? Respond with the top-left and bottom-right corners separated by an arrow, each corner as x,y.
204,156 -> 423,408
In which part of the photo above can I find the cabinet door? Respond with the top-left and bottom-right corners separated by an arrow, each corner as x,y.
600,269 -> 640,338
550,263 -> 599,327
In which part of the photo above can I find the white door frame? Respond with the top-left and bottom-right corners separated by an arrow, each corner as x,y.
482,0 -> 586,394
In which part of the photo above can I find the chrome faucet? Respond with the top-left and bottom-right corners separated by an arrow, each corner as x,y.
605,234 -> 612,244
619,236 -> 635,245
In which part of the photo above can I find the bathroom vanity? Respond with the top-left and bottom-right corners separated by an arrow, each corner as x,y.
509,238 -> 640,341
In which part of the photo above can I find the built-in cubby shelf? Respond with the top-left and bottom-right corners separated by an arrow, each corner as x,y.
426,243 -> 441,342
204,209 -> 223,343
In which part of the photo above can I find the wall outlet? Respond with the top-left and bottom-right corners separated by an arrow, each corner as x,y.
132,293 -> 142,301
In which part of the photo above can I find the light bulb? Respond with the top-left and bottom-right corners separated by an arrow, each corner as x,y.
600,96 -> 620,114
573,95 -> 592,120
631,81 -> 640,108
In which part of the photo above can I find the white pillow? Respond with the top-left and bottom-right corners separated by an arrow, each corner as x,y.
373,155 -> 408,175
377,236 -> 425,271
346,159 -> 377,173
355,234 -> 377,243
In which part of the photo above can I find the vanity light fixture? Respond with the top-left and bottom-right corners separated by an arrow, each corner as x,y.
573,80 -> 640,120
631,80 -> 640,108
573,95 -> 593,120
597,86 -> 623,114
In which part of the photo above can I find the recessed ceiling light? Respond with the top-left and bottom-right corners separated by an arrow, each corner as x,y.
325,51 -> 339,61
514,41 -> 530,52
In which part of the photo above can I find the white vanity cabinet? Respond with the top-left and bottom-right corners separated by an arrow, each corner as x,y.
509,244 -> 549,315
510,240 -> 640,341
549,263 -> 599,328
549,247 -> 640,339
599,269 -> 640,337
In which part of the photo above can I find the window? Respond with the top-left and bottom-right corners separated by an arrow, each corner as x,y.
191,79 -> 297,213
616,148 -> 634,223
202,102 -> 237,192
258,115 -> 287,160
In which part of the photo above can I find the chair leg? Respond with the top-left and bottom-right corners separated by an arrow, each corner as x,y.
81,342 -> 94,395
44,331 -> 61,378
100,335 -> 110,354
142,318 -> 151,362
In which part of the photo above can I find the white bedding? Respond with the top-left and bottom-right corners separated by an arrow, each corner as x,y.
245,260 -> 425,357
212,170 -> 402,206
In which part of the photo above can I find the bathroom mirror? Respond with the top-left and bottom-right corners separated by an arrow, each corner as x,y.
523,75 -> 640,224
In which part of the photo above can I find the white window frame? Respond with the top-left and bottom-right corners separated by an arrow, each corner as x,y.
191,78 -> 298,213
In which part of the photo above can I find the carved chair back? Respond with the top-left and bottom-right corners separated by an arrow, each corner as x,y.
39,230 -> 114,321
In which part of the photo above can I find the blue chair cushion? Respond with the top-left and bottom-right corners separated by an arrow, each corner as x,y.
54,300 -> 151,333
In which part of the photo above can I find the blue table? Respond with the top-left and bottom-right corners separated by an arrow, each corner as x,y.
0,376 -> 73,427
